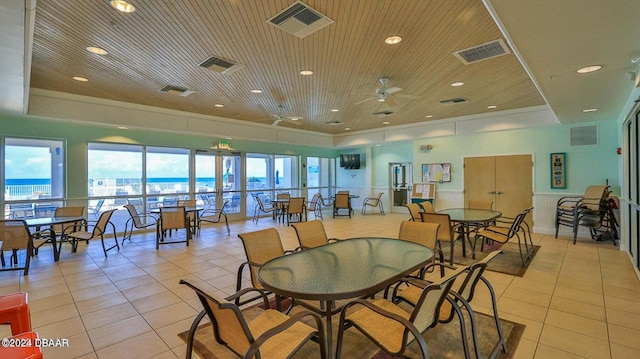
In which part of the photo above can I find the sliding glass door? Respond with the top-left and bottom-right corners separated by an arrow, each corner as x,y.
195,151 -> 243,220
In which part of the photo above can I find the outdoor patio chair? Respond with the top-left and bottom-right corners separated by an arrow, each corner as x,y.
333,193 -> 351,218
252,195 -> 280,223
306,192 -> 323,220
60,209 -> 119,257
397,220 -> 443,277
335,266 -> 465,359
406,203 -> 422,221
156,206 -> 191,249
33,206 -> 85,255
555,185 -> 608,239
292,220 -> 338,250
420,201 -> 436,213
0,220 -> 36,275
420,212 -> 459,265
179,279 -> 326,359
286,197 -> 306,225
123,204 -> 158,245
468,199 -> 493,210
393,250 -> 507,359
87,198 -> 104,219
198,199 -> 230,235
476,207 -> 534,267
236,228 -> 290,309
362,192 -> 385,215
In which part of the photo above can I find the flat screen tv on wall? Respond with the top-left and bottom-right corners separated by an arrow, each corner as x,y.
339,154 -> 360,169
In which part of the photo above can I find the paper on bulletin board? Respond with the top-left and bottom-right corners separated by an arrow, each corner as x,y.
422,163 -> 451,183
412,183 -> 435,199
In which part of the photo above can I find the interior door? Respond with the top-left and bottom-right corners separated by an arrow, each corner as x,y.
464,155 -> 532,219
390,163 -> 412,212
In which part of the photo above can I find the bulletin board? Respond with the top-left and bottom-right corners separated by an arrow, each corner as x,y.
422,163 -> 451,182
412,183 -> 436,199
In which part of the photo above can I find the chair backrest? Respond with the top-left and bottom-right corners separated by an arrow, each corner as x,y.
307,193 -> 321,210
337,191 -> 349,195
180,280 -> 253,355
160,206 -> 188,231
91,209 -> 117,237
408,266 -> 466,336
276,193 -> 290,200
334,193 -> 350,208
499,207 -> 533,242
287,197 -> 305,214
420,212 -> 453,242
406,203 -> 422,221
179,199 -> 197,207
582,185 -> 608,210
438,250 -> 503,321
53,206 -> 85,232
124,204 -> 152,228
237,228 -> 285,288
89,199 -> 105,214
55,206 -> 85,217
420,201 -> 436,213
468,200 -> 493,210
163,197 -> 179,207
0,220 -> 33,251
398,221 -> 439,250
292,220 -> 330,249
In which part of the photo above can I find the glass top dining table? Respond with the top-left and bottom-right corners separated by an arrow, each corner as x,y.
258,237 -> 433,358
25,216 -> 86,262
437,208 -> 502,259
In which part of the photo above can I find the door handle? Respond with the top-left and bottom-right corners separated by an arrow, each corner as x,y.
488,191 -> 496,194
496,191 -> 503,195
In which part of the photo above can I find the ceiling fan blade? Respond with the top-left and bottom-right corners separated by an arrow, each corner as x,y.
272,118 -> 283,126
355,97 -> 374,105
287,119 -> 303,126
386,86 -> 403,94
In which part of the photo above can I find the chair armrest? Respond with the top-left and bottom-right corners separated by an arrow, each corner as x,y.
224,287 -> 270,308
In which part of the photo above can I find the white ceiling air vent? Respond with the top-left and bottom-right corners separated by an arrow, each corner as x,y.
373,111 -> 394,117
198,56 -> 246,75
268,1 -> 334,39
159,85 -> 195,97
439,97 -> 467,105
453,39 -> 511,65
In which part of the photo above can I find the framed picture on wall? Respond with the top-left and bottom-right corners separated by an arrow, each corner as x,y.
550,153 -> 566,189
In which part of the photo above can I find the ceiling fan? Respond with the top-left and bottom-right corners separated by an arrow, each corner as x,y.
268,105 -> 302,126
354,77 -> 420,106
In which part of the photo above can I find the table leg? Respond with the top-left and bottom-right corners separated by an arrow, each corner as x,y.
323,300 -> 335,359
51,232 -> 60,262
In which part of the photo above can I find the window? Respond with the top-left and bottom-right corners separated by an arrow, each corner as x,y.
307,156 -> 335,200
146,147 -> 190,201
4,138 -> 65,218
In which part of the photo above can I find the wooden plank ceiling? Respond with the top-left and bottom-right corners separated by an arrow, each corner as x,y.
30,0 -> 545,134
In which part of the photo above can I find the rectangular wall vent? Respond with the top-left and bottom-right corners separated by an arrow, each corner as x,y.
571,125 -> 598,146
159,85 -> 195,97
439,97 -> 467,105
198,56 -> 245,75
453,39 -> 511,65
267,1 -> 334,38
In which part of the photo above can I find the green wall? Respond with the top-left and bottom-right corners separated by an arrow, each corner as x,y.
410,120 -> 619,194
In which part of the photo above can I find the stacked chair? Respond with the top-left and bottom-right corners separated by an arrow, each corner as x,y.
555,185 -> 618,244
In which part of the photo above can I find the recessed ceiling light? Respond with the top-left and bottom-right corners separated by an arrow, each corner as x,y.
300,70 -> 313,75
72,76 -> 88,82
375,144 -> 382,147
86,46 -> 108,55
384,35 -> 402,45
117,126 -> 128,130
382,121 -> 390,125
110,0 -> 136,13
344,127 -> 351,131
576,65 -> 602,74
451,81 -> 465,87
214,104 -> 224,108
331,109 -> 339,112
290,118 -> 300,121
583,108 -> 598,113
225,137 -> 233,140
425,115 -> 433,118
378,98 -> 385,102
250,89 -> 263,94
487,105 -> 498,109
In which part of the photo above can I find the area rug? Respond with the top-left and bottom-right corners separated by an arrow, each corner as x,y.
179,303 -> 525,359
441,241 -> 540,277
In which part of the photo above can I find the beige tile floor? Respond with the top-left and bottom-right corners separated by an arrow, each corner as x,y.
1,212 -> 639,358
